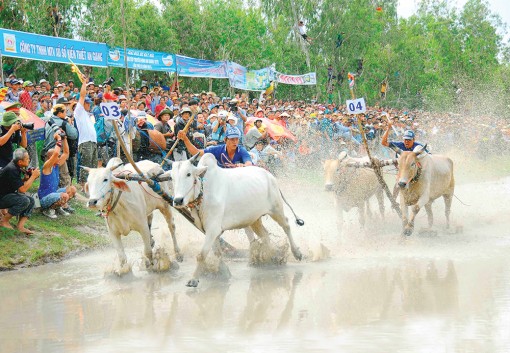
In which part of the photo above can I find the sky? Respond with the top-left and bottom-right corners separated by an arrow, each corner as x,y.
398,0 -> 510,41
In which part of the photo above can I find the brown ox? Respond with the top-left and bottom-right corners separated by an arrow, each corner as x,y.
396,146 -> 454,236
324,152 -> 384,231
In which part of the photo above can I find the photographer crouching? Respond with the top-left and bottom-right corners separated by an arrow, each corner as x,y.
0,147 -> 39,234
0,111 -> 28,168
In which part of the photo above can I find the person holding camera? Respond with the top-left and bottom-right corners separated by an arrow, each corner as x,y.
228,98 -> 248,146
0,148 -> 39,234
38,131 -> 76,218
42,103 -> 78,188
210,110 -> 228,145
0,111 -> 28,168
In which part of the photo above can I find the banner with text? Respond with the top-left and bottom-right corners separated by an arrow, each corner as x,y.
275,71 -> 316,85
0,28 -> 107,67
107,47 -> 176,72
227,62 -> 273,91
175,55 -> 227,78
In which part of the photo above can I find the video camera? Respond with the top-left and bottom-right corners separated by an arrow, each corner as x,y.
103,76 -> 115,87
228,102 -> 238,112
17,121 -> 34,130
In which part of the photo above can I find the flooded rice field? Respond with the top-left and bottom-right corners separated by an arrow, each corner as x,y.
1,172 -> 510,353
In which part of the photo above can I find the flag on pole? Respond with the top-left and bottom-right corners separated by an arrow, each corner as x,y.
348,72 -> 355,88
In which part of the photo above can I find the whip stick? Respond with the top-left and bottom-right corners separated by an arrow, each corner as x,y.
355,115 -> 402,219
160,116 -> 195,167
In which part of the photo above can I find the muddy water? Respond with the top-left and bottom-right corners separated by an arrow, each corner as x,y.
1,176 -> 510,353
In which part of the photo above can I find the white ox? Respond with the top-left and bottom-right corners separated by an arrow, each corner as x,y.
84,158 -> 182,268
395,145 -> 455,236
323,152 -> 384,230
168,153 -> 304,287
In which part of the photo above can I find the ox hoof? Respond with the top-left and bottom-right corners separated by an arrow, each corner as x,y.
186,279 -> 199,287
403,228 -> 414,237
176,253 -> 184,263
293,248 -> 303,261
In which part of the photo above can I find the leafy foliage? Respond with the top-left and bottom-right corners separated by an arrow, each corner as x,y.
1,0 -> 508,115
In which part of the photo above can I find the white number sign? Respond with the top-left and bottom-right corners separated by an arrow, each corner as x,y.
100,102 -> 122,120
346,98 -> 367,114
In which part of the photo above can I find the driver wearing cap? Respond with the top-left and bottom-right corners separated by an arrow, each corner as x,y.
382,120 -> 425,152
177,126 -> 252,168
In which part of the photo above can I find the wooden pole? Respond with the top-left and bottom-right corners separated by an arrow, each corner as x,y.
160,115 -> 195,167
0,50 -> 4,86
120,0 -> 133,157
355,113 -> 402,219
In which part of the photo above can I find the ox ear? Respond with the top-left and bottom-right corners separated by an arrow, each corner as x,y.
84,182 -> 89,194
80,165 -> 92,173
163,159 -> 173,169
195,166 -> 207,177
112,178 -> 131,192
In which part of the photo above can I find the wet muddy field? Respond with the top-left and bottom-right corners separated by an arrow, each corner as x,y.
1,172 -> 510,353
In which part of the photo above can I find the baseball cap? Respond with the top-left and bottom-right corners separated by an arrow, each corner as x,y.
23,81 -> 34,87
218,110 -> 228,118
118,95 -> 127,100
226,127 -> 241,139
39,79 -> 48,84
57,97 -> 70,104
84,97 -> 93,104
103,92 -> 118,101
9,79 -> 20,85
403,130 -> 415,140
227,114 -> 237,125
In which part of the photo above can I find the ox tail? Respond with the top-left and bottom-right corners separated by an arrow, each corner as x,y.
280,190 -> 305,226
454,194 -> 471,206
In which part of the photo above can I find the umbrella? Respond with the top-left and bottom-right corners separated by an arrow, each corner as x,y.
0,102 -> 46,142
245,116 -> 297,142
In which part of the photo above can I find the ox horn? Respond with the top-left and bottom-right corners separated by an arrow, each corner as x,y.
389,145 -> 403,156
189,153 -> 200,166
164,159 -> 173,168
110,162 -> 125,171
414,144 -> 428,156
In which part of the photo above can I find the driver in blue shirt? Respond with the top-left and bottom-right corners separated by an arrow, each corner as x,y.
382,122 -> 425,152
177,126 -> 252,168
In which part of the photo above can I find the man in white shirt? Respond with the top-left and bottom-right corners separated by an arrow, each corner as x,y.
74,78 -> 98,190
298,21 -> 312,43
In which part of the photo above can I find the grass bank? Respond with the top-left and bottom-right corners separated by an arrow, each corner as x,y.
0,202 -> 108,271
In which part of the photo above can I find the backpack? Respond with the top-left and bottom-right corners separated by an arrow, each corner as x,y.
94,113 -> 113,144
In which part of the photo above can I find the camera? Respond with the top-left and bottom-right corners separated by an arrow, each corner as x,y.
58,130 -> 67,139
25,167 -> 35,176
228,102 -> 238,112
17,121 -> 34,130
103,76 -> 115,87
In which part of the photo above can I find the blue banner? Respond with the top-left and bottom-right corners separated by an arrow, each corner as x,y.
0,28 -> 107,67
175,55 -> 227,78
227,62 -> 272,91
107,47 -> 176,72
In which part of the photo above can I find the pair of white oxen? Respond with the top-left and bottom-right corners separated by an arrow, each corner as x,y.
323,146 -> 455,236
84,153 -> 304,287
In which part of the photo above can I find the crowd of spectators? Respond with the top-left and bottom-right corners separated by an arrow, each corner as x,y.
1,72 -> 509,233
